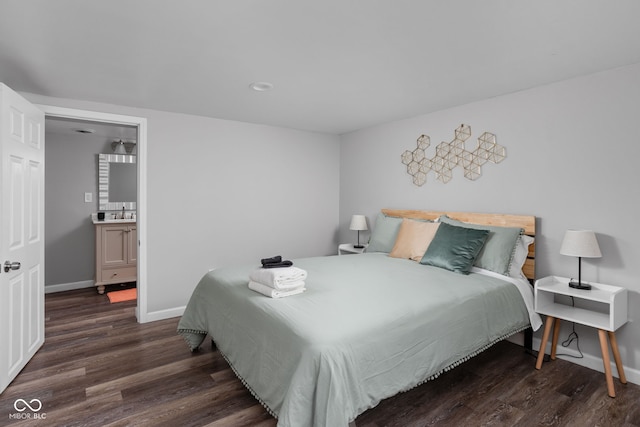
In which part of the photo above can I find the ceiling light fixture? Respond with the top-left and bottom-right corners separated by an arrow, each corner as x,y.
74,128 -> 96,134
249,81 -> 274,92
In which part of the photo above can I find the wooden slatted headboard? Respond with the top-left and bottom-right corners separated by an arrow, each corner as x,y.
381,209 -> 536,281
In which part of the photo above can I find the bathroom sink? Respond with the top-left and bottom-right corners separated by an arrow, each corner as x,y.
91,213 -> 136,224
94,218 -> 136,224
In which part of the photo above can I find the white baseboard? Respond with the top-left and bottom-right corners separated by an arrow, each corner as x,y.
45,280 -> 95,294
141,306 -> 185,323
45,281 -> 185,324
506,331 -> 639,386
532,337 -> 640,386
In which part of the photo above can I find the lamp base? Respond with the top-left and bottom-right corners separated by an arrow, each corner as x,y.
353,245 -> 364,249
568,280 -> 591,290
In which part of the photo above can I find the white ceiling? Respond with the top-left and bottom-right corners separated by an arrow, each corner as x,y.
45,116 -> 137,142
1,1 -> 640,135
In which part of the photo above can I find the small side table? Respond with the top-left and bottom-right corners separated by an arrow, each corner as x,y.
534,275 -> 628,397
338,243 -> 368,255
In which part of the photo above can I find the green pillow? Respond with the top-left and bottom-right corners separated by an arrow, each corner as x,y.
419,222 -> 489,274
365,213 -> 403,253
439,216 -> 523,276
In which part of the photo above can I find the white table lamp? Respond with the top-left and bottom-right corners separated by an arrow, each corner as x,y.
560,229 -> 602,290
349,215 -> 368,248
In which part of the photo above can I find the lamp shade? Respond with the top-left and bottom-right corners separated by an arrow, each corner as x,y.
560,230 -> 601,258
349,215 -> 368,231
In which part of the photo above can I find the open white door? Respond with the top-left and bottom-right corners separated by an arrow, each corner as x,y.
0,83 -> 45,394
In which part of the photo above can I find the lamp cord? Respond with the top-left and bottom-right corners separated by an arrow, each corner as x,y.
555,296 -> 584,359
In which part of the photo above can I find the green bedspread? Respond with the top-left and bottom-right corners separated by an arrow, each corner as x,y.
177,253 -> 531,427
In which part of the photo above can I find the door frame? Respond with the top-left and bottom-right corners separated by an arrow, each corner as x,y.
38,105 -> 149,323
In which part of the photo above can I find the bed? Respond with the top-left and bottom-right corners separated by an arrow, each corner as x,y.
178,209 -> 542,427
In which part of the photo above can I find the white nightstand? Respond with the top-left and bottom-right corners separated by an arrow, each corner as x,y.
534,275 -> 628,397
338,243 -> 368,255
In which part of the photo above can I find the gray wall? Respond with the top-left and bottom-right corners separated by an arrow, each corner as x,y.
44,131 -> 102,286
27,92 -> 341,314
143,110 -> 340,312
44,126 -> 133,288
339,63 -> 640,377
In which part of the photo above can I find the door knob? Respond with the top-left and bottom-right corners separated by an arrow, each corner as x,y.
4,261 -> 21,273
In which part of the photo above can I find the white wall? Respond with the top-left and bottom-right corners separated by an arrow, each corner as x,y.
24,93 -> 341,316
339,63 -> 640,378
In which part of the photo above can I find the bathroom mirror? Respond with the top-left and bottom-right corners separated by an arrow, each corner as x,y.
98,153 -> 137,211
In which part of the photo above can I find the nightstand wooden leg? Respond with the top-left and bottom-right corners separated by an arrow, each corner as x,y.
536,316 -> 555,370
607,331 -> 627,384
550,318 -> 561,360
598,329 -> 616,397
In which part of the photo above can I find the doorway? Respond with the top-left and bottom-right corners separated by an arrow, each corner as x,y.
38,105 -> 149,323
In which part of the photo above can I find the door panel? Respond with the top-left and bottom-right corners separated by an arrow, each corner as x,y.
103,227 -> 127,265
28,160 -> 42,243
129,227 -> 137,264
8,274 -> 24,373
0,83 -> 45,394
28,265 -> 43,353
9,155 -> 25,250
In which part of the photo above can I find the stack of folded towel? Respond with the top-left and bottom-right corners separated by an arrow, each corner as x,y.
248,256 -> 307,298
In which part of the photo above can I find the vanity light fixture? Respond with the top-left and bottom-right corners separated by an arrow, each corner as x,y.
113,139 -> 127,154
249,81 -> 274,92
111,139 -> 137,155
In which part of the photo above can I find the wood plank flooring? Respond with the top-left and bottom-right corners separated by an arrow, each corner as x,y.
1,286 -> 639,426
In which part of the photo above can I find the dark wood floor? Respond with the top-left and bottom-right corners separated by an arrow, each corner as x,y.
1,287 -> 639,427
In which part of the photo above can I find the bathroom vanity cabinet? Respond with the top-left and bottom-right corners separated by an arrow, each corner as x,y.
94,221 -> 137,294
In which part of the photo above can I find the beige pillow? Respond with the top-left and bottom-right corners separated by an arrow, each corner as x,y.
389,219 -> 440,261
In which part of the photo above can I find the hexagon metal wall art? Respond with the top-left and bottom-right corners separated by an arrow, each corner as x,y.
400,124 -> 506,186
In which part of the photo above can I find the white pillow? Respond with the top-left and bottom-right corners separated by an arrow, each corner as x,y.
509,235 -> 534,280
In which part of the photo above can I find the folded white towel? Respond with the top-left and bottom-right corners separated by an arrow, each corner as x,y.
249,266 -> 308,290
248,280 -> 306,298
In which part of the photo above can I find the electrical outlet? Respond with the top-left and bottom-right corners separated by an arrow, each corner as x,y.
84,192 -> 92,203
